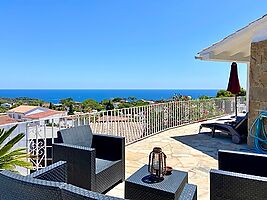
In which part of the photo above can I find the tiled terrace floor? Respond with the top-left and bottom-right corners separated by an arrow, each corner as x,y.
107,121 -> 247,200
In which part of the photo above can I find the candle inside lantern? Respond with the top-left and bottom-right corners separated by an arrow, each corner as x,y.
153,160 -> 159,170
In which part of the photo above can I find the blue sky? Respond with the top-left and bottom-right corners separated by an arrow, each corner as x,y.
0,0 -> 266,89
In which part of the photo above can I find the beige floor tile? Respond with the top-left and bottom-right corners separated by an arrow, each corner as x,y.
108,121 -> 247,200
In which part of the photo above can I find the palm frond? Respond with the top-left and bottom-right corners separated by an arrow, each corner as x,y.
0,125 -> 18,146
0,133 -> 25,157
0,125 -> 33,172
0,147 -> 27,159
0,153 -> 30,164
2,159 -> 33,169
0,163 -> 16,171
0,128 -> 5,139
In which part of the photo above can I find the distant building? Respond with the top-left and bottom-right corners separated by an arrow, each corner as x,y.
113,102 -> 120,108
1,103 -> 12,109
141,99 -> 155,104
7,105 -> 40,120
42,103 -> 50,108
7,105 -> 67,124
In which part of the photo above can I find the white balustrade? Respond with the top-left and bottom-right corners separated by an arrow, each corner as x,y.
0,97 -> 246,171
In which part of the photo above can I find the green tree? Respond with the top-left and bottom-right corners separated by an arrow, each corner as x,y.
49,102 -> 53,109
113,97 -> 125,102
0,125 -> 33,172
68,104 -> 74,115
128,96 -> 137,102
0,97 -> 46,107
172,93 -> 182,101
216,90 -> 234,98
12,101 -> 23,108
199,95 -> 211,100
60,98 -> 74,107
105,100 -> 114,110
118,102 -> 132,109
0,106 -> 8,113
238,88 -> 246,96
73,106 -> 82,112
172,94 -> 191,101
133,100 -> 149,107
82,99 -> 104,111
101,99 -> 110,106
0,100 -> 6,104
216,88 -> 246,98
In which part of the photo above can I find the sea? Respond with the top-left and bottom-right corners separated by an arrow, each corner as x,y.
0,89 -> 219,104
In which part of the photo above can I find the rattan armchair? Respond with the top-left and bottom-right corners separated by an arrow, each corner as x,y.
210,150 -> 267,200
53,125 -> 125,193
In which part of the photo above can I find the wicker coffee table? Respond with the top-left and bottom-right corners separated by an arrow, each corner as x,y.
125,165 -> 188,200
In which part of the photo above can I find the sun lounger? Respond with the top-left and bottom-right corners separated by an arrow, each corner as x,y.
199,113 -> 248,144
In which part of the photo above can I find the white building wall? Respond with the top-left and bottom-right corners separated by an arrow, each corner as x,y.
6,112 -> 25,120
24,112 -> 67,125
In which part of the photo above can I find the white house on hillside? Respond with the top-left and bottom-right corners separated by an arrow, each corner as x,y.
7,105 -> 67,124
24,109 -> 67,125
7,106 -> 44,120
1,103 -> 12,109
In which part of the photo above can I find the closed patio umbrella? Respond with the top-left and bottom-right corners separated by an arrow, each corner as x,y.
227,62 -> 241,118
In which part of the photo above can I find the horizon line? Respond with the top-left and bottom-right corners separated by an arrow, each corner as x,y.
0,88 -> 222,90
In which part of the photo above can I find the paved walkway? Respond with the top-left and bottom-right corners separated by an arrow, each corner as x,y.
107,121 -> 247,200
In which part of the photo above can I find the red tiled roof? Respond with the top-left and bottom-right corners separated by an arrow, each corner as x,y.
0,115 -> 18,125
25,110 -> 65,119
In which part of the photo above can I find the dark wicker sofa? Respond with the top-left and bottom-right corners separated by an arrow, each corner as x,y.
53,125 -> 125,193
210,150 -> 267,200
0,161 -> 123,200
0,161 -> 197,200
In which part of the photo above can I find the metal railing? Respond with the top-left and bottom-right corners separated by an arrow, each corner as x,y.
0,97 -> 246,172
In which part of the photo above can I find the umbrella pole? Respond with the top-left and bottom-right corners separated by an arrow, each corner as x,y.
235,95 -> 237,118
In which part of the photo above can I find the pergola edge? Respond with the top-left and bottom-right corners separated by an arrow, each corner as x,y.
196,14 -> 267,63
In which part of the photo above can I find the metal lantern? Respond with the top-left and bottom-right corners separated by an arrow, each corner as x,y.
148,147 -> 167,179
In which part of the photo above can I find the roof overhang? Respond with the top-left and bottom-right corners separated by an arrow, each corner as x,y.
196,14 -> 267,63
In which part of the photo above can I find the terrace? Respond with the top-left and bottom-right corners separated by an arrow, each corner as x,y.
0,97 -> 247,199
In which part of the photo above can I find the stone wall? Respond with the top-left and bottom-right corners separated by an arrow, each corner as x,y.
248,39 -> 267,145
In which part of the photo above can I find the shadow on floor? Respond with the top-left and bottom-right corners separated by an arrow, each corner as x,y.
171,131 -> 247,159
